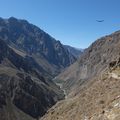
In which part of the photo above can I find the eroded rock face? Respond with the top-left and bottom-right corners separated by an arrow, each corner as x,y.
0,71 -> 64,119
0,39 -> 64,120
64,45 -> 83,58
0,17 -> 76,76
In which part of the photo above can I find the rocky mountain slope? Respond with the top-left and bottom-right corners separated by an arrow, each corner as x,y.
55,31 -> 120,94
40,31 -> 120,120
0,17 -> 76,77
0,38 -> 64,120
64,45 -> 83,58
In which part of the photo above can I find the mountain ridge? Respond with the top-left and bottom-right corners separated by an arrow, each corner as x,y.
0,17 -> 77,77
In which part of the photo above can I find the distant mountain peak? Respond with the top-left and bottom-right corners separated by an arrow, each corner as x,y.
64,45 -> 84,58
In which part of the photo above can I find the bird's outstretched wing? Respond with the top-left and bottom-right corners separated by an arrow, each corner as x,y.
96,20 -> 104,22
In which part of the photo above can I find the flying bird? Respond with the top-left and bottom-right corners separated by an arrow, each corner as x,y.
96,20 -> 104,22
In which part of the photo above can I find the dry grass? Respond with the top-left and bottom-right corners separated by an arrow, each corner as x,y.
40,69 -> 120,120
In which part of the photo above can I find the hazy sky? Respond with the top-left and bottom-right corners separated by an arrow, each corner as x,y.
0,0 -> 120,48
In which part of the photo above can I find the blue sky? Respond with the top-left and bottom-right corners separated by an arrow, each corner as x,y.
0,0 -> 120,48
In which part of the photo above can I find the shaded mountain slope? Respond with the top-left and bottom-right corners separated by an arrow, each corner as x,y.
0,17 -> 76,76
0,38 -> 64,120
64,45 -> 83,58
41,31 -> 120,120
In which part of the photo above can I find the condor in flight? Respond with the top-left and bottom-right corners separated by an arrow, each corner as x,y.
96,20 -> 104,22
